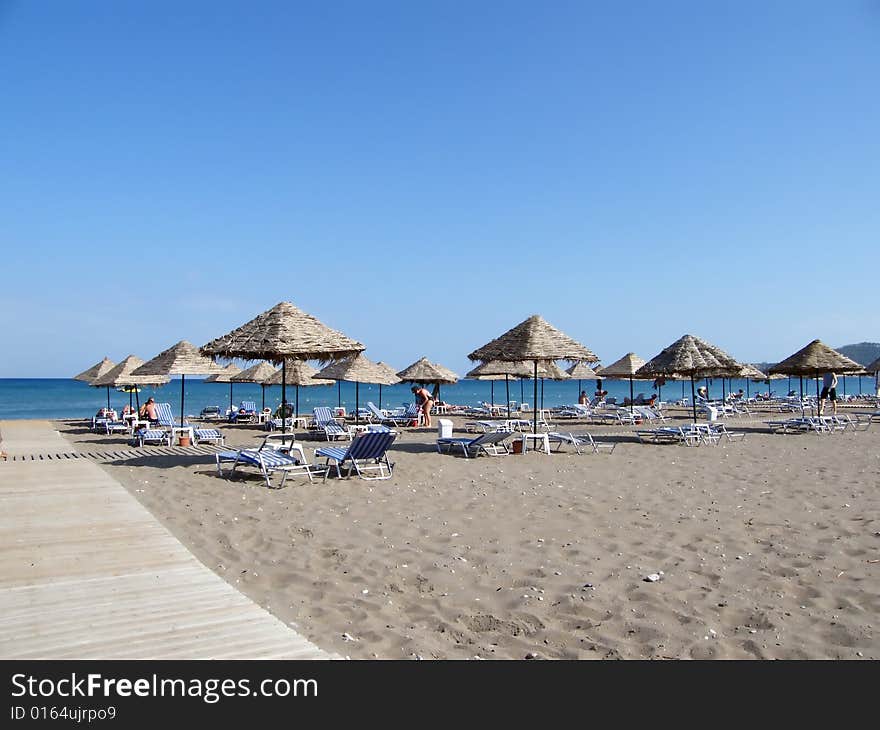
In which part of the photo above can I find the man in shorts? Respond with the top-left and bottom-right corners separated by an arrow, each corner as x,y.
819,371 -> 838,416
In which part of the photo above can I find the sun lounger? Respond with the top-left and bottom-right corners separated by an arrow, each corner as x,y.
155,402 -> 225,445
135,429 -> 173,447
547,432 -> 616,454
436,430 -> 512,458
315,430 -> 397,481
216,438 -> 318,487
192,428 -> 225,445
313,406 -> 351,441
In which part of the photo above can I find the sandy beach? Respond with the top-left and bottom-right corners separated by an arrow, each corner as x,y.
42,407 -> 878,661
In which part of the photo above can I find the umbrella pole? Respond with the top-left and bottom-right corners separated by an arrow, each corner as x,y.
816,374 -> 821,415
533,362 -> 538,435
135,388 -> 140,414
491,381 -> 494,408
355,381 -> 360,427
577,379 -> 581,403
722,378 -> 726,401
129,388 -> 133,412
180,374 -> 186,428
506,374 -> 510,419
379,384 -> 382,410
281,361 -> 287,438
540,378 -> 544,411
106,385 -> 111,411
691,377 -> 697,423
296,384 -> 300,423
630,376 -> 634,413
520,379 -> 524,405
337,381 -> 341,408
231,383 -> 235,414
799,376 -> 804,416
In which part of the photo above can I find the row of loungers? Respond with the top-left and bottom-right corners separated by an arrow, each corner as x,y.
765,414 -> 871,434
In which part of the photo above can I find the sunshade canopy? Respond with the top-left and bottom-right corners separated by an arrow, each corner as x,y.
133,340 -> 225,377
635,334 -> 743,378
204,363 -> 242,383
396,357 -> 459,384
73,357 -> 116,383
316,353 -> 401,385
769,340 -> 864,376
566,361 -> 599,379
200,301 -> 364,364
265,360 -> 335,387
597,353 -> 648,379
92,355 -> 170,387
468,315 -> 598,364
232,361 -> 278,384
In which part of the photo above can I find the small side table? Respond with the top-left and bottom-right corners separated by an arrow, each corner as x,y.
520,432 -> 550,454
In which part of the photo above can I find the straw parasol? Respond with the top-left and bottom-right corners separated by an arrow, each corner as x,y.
200,301 -> 365,438
232,361 -> 279,412
769,340 -> 863,413
465,360 -> 528,418
468,315 -> 598,435
375,362 -> 402,410
597,353 -> 648,413
316,353 -> 401,426
264,360 -> 334,421
204,363 -> 242,415
74,357 -> 116,410
133,340 -> 225,428
92,355 -> 170,413
396,357 -> 459,402
736,363 -> 766,399
566,361 -> 599,404
635,334 -> 744,422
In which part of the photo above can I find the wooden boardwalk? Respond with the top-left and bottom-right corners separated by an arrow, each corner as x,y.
0,421 -> 335,659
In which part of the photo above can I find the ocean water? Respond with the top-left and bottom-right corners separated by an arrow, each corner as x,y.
0,375 -> 875,420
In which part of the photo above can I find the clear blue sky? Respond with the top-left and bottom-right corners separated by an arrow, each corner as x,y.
1,1 -> 878,377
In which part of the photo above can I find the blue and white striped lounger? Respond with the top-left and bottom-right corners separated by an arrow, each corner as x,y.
215,447 -> 316,488
136,429 -> 172,447
315,431 -> 397,481
313,407 -> 350,441
193,428 -> 224,445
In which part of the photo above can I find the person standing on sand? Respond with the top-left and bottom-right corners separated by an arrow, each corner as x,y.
411,385 -> 434,427
819,371 -> 838,415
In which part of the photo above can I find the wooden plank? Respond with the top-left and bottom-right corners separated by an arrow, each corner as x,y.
0,421 -> 335,660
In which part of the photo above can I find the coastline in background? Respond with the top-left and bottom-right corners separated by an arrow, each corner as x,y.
1,375 -> 877,420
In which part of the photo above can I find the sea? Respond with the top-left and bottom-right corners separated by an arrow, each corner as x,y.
0,374 -> 875,421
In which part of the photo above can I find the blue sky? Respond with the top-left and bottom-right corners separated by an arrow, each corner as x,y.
1,1 -> 878,377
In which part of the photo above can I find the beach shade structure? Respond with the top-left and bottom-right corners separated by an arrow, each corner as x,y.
265,360 -> 335,421
315,353 -> 400,426
769,340 -> 863,415
92,355 -> 170,413
203,363 -> 242,415
468,315 -> 598,435
73,357 -> 116,410
396,357 -> 459,402
863,356 -> 880,396
375,362 -> 402,410
597,353 -> 648,413
232,361 -> 278,412
200,301 -> 365,438
566,361 -> 599,404
737,363 -> 766,399
466,360 -> 533,418
132,340 -> 225,429
536,360 -> 571,410
635,335 -> 744,422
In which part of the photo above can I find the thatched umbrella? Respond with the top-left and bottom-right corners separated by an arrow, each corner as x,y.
316,354 -> 400,426
635,335 -> 744,422
204,363 -> 242,415
92,355 -> 170,413
736,363 -> 766,399
375,362 -> 402,409
200,301 -> 364,437
232,361 -> 278,412
132,340 -> 225,428
396,357 -> 459,402
769,340 -> 863,415
468,315 -> 598,435
566,361 -> 599,404
74,357 -> 116,410
598,353 -> 648,413
862,356 -> 880,396
265,360 -> 334,421
465,360 -> 531,418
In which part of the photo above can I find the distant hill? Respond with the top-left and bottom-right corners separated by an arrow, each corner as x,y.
837,342 -> 880,366
752,342 -> 880,372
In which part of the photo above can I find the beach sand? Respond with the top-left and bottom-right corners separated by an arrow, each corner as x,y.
53,411 -> 879,660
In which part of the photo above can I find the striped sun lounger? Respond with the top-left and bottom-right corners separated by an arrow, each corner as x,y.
315,430 -> 397,481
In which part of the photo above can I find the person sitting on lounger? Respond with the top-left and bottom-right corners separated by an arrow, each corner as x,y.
138,397 -> 159,424
579,391 -> 589,405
